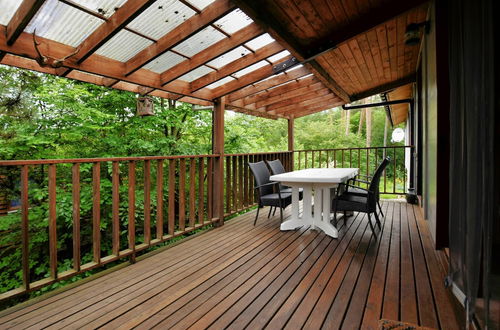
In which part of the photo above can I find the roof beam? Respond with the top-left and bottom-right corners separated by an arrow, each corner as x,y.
227,66 -> 311,102
252,82 -> 326,109
292,101 -> 344,118
272,93 -> 339,114
225,104 -> 281,120
190,41 -> 284,92
350,74 -> 416,102
74,0 -> 157,63
124,0 -> 235,76
210,55 -> 294,98
160,23 -> 263,85
6,0 -> 46,45
266,88 -> 332,112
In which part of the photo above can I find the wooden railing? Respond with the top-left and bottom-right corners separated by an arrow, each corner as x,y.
293,146 -> 412,194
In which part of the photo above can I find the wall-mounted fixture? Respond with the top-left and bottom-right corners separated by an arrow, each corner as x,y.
404,21 -> 430,45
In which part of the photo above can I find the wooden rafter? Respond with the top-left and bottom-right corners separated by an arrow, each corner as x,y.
160,23 -> 263,85
266,88 -> 332,112
225,104 -> 281,120
252,82 -> 326,109
293,101 -> 344,118
227,66 -> 311,102
124,0 -> 235,76
73,0 -> 157,64
272,93 -> 339,114
350,74 -> 416,102
190,41 -> 284,92
6,0 -> 46,45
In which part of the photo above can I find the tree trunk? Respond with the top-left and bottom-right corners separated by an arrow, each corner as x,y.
345,110 -> 350,135
366,108 -> 372,147
358,109 -> 365,135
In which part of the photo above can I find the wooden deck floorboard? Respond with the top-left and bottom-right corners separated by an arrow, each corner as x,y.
0,201 -> 463,329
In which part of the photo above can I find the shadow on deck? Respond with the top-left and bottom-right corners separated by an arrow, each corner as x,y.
0,201 -> 463,329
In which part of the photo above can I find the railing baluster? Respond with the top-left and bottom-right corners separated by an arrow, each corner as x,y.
21,165 -> 29,289
393,147 -> 397,193
311,151 -> 315,167
358,149 -> 361,172
341,149 -> 345,167
92,163 -> 101,264
189,158 -> 196,228
156,160 -> 164,239
326,150 -> 329,168
238,156 -> 243,210
144,160 -> 151,245
319,150 -> 322,167
349,149 -> 352,168
72,164 -> 81,269
179,159 -> 186,231
226,156 -> 231,215
168,159 -> 176,235
128,161 -> 136,260
232,156 -> 237,212
366,149 -> 369,180
333,150 -> 337,167
111,162 -> 119,255
384,149 -> 387,193
48,164 -> 58,278
243,155 -> 249,207
198,158 -> 205,225
207,157 -> 213,221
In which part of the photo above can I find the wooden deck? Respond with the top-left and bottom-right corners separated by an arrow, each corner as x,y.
0,201 -> 463,329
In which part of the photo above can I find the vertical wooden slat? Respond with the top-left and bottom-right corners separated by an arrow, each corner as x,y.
207,157 -> 213,221
243,155 -> 249,207
311,151 -> 315,167
168,159 -> 176,235
298,151 -> 301,169
156,160 -> 164,239
198,158 -> 205,224
305,151 -> 308,168
143,160 -> 151,244
232,156 -> 237,212
350,149 -> 353,168
326,150 -> 329,168
238,156 -> 243,210
111,162 -> 119,256
393,147 -> 397,193
384,148 -> 388,193
212,97 -> 225,225
358,149 -> 361,171
318,150 -> 322,167
128,161 -> 136,257
333,150 -> 337,167
92,163 -> 100,264
341,149 -> 345,167
48,164 -> 57,278
226,156 -> 231,214
366,148 -> 370,178
249,155 -> 254,205
20,165 -> 29,289
189,158 -> 196,228
72,164 -> 81,270
178,159 -> 186,231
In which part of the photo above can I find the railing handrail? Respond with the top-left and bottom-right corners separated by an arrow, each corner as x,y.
293,145 -> 413,153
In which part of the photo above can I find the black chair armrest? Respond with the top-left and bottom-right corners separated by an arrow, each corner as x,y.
254,181 -> 280,190
344,184 -> 374,195
351,178 -> 371,185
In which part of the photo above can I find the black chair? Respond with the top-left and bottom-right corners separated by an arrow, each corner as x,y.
344,157 -> 391,217
249,161 -> 292,225
266,159 -> 303,217
331,157 -> 391,234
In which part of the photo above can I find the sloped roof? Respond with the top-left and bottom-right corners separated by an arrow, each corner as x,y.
0,0 -> 428,119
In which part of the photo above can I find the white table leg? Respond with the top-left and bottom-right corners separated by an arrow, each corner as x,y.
302,186 -> 312,222
322,187 -> 330,224
280,186 -> 303,231
312,187 -> 338,238
313,187 -> 322,230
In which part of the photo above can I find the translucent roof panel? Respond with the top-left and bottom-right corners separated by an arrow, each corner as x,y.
206,46 -> 252,69
267,50 -> 291,63
127,0 -> 196,40
0,0 -> 22,25
285,64 -> 304,73
70,0 -> 128,18
173,26 -> 226,57
95,30 -> 153,62
143,51 -> 186,73
232,60 -> 268,78
178,65 -> 214,82
213,9 -> 253,35
245,33 -> 275,51
185,0 -> 216,11
26,0 -> 104,47
206,76 -> 236,89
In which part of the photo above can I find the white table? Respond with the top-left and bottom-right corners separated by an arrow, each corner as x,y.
270,168 -> 358,238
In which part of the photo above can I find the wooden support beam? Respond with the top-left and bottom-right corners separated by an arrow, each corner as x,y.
160,24 -> 263,85
74,0 -> 157,63
350,74 -> 417,102
190,41 -> 284,92
125,0 -> 235,76
6,0 -> 46,45
212,97 -> 225,226
227,66 -> 310,102
211,55 -> 294,98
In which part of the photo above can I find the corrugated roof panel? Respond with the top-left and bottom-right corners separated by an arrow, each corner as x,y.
178,65 -> 214,82
95,30 -> 153,62
143,51 -> 186,73
184,0 -> 216,11
267,50 -> 291,63
245,33 -> 275,51
232,60 -> 268,78
173,26 -> 226,57
127,0 -> 196,40
206,46 -> 252,69
26,0 -> 104,47
206,76 -> 235,89
213,9 -> 253,35
0,0 -> 22,25
70,0 -> 128,18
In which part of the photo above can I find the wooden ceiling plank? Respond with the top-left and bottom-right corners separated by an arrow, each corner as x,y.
350,74 -> 416,102
266,88 -> 333,112
124,0 -> 235,76
190,41 -> 284,92
273,93 -> 339,114
293,100 -> 344,118
253,82 -> 325,109
6,0 -> 46,45
227,66 -> 311,102
160,23 -> 263,85
74,0 -> 157,63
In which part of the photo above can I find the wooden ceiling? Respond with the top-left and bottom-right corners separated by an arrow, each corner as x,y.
387,83 -> 413,125
0,0 -> 429,119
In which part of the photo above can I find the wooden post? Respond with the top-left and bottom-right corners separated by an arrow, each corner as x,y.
212,96 -> 225,226
288,117 -> 294,170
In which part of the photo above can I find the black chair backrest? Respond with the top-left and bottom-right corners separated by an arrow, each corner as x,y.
248,161 -> 274,197
368,157 -> 391,195
267,159 -> 286,175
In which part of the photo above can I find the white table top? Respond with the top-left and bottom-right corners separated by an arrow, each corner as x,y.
270,168 -> 358,183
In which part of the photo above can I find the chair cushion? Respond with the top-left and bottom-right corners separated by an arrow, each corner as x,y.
332,192 -> 375,212
261,192 -> 292,207
280,187 -> 304,199
346,186 -> 368,196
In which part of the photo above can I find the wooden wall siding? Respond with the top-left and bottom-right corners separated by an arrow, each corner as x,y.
0,201 -> 463,329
